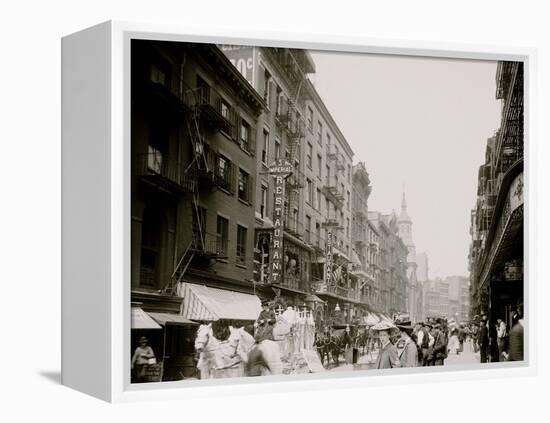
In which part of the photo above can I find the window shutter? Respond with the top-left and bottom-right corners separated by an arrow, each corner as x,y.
248,175 -> 254,204
257,66 -> 266,99
233,114 -> 241,142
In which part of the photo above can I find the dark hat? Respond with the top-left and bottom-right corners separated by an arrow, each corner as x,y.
396,321 -> 414,332
423,322 -> 432,328
261,299 -> 270,306
139,336 -> 148,343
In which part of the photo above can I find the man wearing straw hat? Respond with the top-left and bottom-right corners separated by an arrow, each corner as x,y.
372,321 -> 401,369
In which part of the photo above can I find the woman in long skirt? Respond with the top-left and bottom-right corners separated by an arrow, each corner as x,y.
448,328 -> 460,355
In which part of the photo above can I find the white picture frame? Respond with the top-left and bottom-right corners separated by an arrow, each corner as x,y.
61,20 -> 537,403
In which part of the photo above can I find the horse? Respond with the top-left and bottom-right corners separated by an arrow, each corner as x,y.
194,323 -> 243,379
314,331 -> 334,367
228,326 -> 283,376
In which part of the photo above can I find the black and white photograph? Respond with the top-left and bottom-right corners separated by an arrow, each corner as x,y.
129,39 -> 524,383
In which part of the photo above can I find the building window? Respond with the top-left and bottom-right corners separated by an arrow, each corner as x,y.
347,165 -> 352,183
292,209 -> 298,231
238,169 -> 250,202
221,100 -> 231,121
305,215 -> 312,243
307,106 -> 313,131
317,121 -> 323,145
150,64 -> 166,86
346,218 -> 350,238
327,133 -> 331,148
274,138 -> 281,160
276,87 -> 283,116
218,154 -> 233,191
240,120 -> 250,152
216,216 -> 229,255
306,179 -> 313,204
236,225 -> 247,265
307,143 -> 313,169
316,222 -> 321,247
262,128 -> 269,164
316,188 -> 322,211
347,191 -> 351,210
326,164 -> 330,185
317,154 -> 322,178
260,183 -> 268,219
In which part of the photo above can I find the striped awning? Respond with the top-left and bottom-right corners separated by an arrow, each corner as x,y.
179,282 -> 261,321
131,307 -> 162,329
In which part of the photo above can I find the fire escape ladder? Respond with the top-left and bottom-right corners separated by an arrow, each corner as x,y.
185,109 -> 209,175
164,240 -> 195,295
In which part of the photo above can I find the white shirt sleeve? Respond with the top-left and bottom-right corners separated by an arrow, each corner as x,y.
417,331 -> 423,346
428,333 -> 435,347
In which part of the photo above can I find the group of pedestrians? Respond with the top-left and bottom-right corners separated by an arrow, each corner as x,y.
413,321 -> 449,366
476,311 -> 524,363
371,319 -> 449,369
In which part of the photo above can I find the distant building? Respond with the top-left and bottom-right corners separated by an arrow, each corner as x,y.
424,276 -> 469,321
368,211 -> 409,315
415,252 -> 429,321
397,192 -> 422,323
416,252 -> 429,283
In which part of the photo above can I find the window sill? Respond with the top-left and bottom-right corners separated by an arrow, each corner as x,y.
238,198 -> 252,207
236,263 -> 248,269
219,187 -> 234,196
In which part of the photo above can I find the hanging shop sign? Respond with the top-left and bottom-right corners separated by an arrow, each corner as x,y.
268,159 -> 293,284
324,229 -> 333,287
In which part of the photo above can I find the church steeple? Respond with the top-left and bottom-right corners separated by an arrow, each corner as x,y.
398,189 -> 411,224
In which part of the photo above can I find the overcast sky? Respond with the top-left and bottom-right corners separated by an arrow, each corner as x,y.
308,51 -> 502,279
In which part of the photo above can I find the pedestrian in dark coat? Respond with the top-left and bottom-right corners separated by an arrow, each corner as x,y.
478,318 -> 489,363
397,322 -> 418,367
432,324 -> 448,366
507,312 -> 524,361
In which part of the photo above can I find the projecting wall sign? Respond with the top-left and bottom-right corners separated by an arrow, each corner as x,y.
268,159 -> 293,284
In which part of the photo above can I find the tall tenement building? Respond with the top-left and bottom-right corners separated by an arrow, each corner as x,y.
222,46 -> 363,327
130,40 -> 266,379
469,61 -> 524,327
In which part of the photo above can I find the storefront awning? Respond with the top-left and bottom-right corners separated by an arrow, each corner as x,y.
179,282 -> 261,321
148,312 -> 199,326
131,307 -> 162,329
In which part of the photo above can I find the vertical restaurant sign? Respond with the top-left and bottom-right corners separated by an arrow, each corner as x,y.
219,45 -> 255,87
268,159 -> 294,284
325,229 -> 333,287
